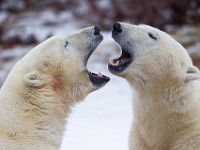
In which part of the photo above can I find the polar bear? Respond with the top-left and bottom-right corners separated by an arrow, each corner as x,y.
0,26 -> 110,150
108,22 -> 200,150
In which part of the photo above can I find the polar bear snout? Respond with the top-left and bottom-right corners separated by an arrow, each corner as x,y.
108,22 -> 133,74
94,26 -> 100,35
84,27 -> 103,63
112,22 -> 122,36
78,27 -> 110,88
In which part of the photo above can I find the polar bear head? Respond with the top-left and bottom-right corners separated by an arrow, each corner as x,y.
0,27 -> 110,149
3,26 -> 109,103
108,22 -> 200,91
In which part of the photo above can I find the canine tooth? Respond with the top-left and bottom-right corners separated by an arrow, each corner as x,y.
109,58 -> 120,66
109,58 -> 113,64
109,58 -> 115,66
116,60 -> 120,66
98,72 -> 103,77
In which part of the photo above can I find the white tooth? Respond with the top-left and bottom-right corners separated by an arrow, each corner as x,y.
112,62 -> 117,66
109,58 -> 118,66
109,58 -> 113,65
98,72 -> 103,77
116,60 -> 120,66
109,58 -> 120,66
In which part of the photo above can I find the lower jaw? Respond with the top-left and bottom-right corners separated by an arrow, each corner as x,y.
87,71 -> 110,87
108,65 -> 124,74
108,61 -> 132,74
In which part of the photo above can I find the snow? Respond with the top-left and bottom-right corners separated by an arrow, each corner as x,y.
60,71 -> 133,150
61,33 -> 133,150
0,11 -> 8,23
2,9 -> 80,43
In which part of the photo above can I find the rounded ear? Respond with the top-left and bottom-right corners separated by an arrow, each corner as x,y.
184,66 -> 200,82
24,72 -> 46,87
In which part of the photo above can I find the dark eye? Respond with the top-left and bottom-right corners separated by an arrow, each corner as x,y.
64,41 -> 68,48
148,33 -> 157,40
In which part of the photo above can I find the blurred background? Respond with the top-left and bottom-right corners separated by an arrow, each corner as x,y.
0,0 -> 200,150
0,0 -> 200,85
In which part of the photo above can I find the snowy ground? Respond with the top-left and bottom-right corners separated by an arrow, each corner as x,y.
0,33 -> 134,150
60,64 -> 133,150
60,34 -> 133,150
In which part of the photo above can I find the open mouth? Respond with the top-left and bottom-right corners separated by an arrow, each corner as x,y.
108,48 -> 133,73
87,71 -> 110,86
86,26 -> 110,86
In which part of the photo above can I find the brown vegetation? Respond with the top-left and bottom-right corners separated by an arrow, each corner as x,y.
0,0 -> 200,48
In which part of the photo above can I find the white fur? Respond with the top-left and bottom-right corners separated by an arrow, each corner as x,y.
0,27 -> 103,150
112,23 -> 200,150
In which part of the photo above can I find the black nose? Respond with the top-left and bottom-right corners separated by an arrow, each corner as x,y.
113,22 -> 122,34
94,26 -> 100,35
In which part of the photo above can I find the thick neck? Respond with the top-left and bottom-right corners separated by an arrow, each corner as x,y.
0,86 -> 72,149
132,80 -> 200,148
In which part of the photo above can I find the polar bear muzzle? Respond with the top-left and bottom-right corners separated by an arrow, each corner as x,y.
85,26 -> 110,87
108,22 -> 133,74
